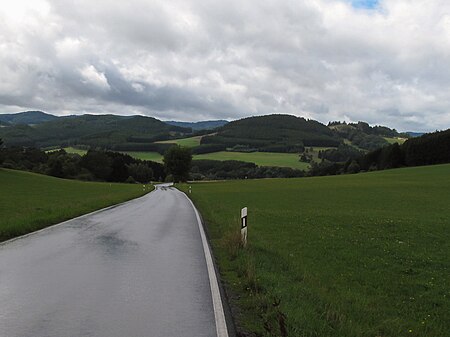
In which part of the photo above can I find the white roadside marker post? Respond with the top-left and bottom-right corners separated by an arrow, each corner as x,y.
241,207 -> 248,247
189,185 -> 192,194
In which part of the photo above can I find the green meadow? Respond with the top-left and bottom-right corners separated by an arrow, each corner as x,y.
60,146 -> 311,169
0,169 -> 152,242
384,137 -> 407,145
50,147 -> 87,155
193,151 -> 310,170
156,135 -> 203,147
179,164 -> 450,337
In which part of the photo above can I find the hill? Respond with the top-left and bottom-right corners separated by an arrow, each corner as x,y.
0,169 -> 151,241
0,112 -> 416,169
201,114 -> 341,152
406,131 -> 425,137
311,128 -> 450,176
164,120 -> 228,131
0,114 -> 191,151
179,163 -> 450,336
328,121 -> 407,151
0,111 -> 59,125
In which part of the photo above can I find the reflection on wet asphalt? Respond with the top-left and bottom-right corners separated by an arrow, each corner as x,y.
0,185 -> 216,337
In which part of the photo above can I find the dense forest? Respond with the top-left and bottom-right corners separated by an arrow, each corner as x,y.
200,115 -> 407,153
310,129 -> 450,176
328,121 -> 408,151
201,114 -> 341,152
0,111 -> 58,125
0,114 -> 190,150
190,159 -> 304,180
0,145 -> 166,183
0,112 -> 408,158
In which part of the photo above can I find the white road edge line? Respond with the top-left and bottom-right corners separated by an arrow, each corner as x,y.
182,192 -> 229,337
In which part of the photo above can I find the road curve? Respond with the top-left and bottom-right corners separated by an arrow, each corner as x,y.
0,184 -> 226,337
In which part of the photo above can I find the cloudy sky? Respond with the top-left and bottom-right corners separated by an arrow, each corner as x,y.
0,0 -> 449,131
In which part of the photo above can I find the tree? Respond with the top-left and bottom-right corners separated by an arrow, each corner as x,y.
127,163 -> 153,183
163,145 -> 192,182
347,160 -> 361,174
46,157 -> 64,177
80,150 -> 113,181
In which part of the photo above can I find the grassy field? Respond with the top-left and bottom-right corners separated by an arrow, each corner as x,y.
49,147 -> 88,155
156,135 -> 202,147
194,151 -> 310,170
384,137 -> 407,145
0,169 -> 153,242
59,146 -> 314,169
179,164 -> 450,337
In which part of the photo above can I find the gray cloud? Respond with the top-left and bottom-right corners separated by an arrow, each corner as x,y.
0,0 -> 449,131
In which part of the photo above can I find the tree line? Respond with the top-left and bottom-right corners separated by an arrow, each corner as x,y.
309,129 -> 450,176
2,127 -> 449,183
0,140 -> 305,182
0,144 -> 165,183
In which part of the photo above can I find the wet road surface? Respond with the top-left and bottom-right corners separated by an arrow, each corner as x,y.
0,185 -> 218,337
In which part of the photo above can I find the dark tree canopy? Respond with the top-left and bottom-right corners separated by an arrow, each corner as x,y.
0,146 -> 165,182
163,145 -> 192,182
201,114 -> 340,152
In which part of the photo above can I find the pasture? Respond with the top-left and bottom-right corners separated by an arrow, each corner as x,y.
179,164 -> 450,336
0,169 -> 152,242
156,135 -> 203,147
384,137 -> 407,145
58,146 -> 314,169
193,151 -> 310,170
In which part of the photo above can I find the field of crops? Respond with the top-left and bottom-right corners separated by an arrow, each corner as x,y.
193,151 -> 310,170
179,164 -> 450,336
0,169 -> 152,242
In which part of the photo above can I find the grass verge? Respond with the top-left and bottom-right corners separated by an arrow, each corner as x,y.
0,169 -> 153,242
178,164 -> 450,337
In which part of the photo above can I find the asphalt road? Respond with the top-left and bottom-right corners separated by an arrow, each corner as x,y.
0,184 -> 226,337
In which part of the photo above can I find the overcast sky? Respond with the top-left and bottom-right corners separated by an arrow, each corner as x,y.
0,0 -> 449,131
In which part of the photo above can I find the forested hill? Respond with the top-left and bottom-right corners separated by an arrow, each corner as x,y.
0,111 -> 414,155
0,114 -> 190,150
328,121 -> 408,151
201,114 -> 341,152
310,128 -> 450,176
0,111 -> 58,125
164,120 -> 228,131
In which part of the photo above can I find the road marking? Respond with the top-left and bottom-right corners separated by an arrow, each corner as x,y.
182,192 -> 230,337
